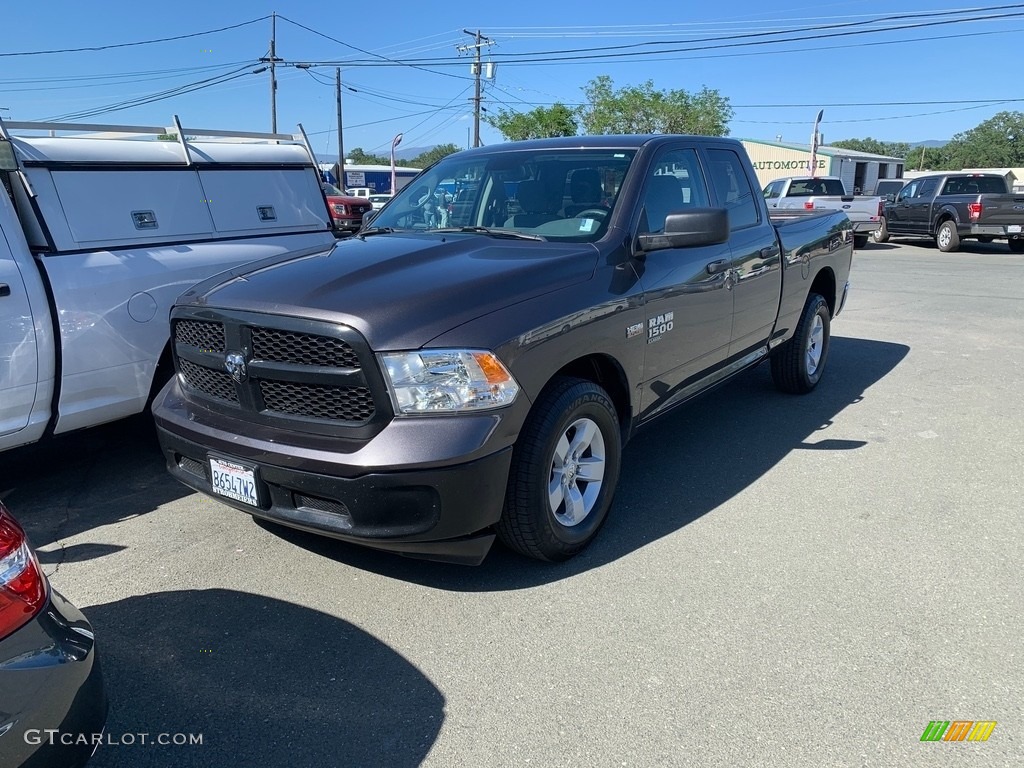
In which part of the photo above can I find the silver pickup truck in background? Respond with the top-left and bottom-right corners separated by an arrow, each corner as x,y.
0,117 -> 336,453
763,176 -> 883,249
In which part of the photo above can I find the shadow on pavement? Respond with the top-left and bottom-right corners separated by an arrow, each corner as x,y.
0,414 -> 191,549
264,336 -> 909,589
85,589 -> 444,768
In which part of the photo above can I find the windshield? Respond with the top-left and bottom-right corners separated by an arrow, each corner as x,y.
366,148 -> 638,241
322,183 -> 344,195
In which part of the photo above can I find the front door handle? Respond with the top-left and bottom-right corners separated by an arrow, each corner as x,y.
759,246 -> 780,260
706,259 -> 730,275
0,283 -> 10,298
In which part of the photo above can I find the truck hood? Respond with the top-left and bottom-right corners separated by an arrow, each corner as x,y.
180,232 -> 599,350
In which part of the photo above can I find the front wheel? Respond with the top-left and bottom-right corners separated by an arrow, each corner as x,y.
936,220 -> 960,252
497,377 -> 622,562
873,217 -> 889,243
770,293 -> 831,394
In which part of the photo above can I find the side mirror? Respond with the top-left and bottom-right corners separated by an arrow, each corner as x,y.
361,209 -> 379,228
637,208 -> 730,253
0,140 -> 17,171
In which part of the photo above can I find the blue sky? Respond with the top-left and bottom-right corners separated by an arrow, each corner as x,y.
2,1 -> 1020,156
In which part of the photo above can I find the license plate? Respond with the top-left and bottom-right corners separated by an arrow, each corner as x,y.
1008,225 -> 1022,234
209,457 -> 259,507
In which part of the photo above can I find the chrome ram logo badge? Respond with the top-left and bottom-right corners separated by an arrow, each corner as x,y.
224,352 -> 248,383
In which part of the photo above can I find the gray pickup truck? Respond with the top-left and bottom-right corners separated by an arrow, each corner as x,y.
762,175 -> 883,250
152,135 -> 853,565
877,173 -> 1024,252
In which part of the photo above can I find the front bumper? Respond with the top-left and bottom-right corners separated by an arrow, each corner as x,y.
153,382 -> 518,565
0,590 -> 107,768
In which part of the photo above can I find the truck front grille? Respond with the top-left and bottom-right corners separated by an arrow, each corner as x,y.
174,319 -> 226,353
260,381 -> 375,421
171,310 -> 390,437
251,328 -> 360,368
179,359 -> 238,403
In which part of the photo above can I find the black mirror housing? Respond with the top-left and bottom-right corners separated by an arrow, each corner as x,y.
638,208 -> 730,252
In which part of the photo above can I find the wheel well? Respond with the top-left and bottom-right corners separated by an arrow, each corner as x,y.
553,354 -> 632,439
809,268 -> 836,316
148,343 -> 175,404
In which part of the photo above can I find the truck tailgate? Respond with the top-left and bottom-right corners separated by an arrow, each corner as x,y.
976,194 -> 1024,227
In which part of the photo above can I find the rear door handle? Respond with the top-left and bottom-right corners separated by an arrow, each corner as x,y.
0,283 -> 10,298
706,259 -> 730,275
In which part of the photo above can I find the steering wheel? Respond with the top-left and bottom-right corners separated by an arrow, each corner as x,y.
575,208 -> 609,221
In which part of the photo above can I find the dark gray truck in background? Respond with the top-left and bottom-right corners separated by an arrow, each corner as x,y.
152,135 -> 854,565
877,172 -> 1024,252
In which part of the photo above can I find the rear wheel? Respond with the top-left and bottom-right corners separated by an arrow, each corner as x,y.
853,234 -> 869,249
771,293 -> 831,394
872,217 -> 889,243
1010,239 -> 1024,254
936,220 -> 960,252
497,377 -> 622,562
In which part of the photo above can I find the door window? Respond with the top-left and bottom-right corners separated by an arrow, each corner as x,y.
915,178 -> 939,198
641,149 -> 709,233
706,149 -> 759,230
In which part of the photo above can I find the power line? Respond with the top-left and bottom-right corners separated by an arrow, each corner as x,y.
275,15 -> 472,81
304,7 -> 1024,67
0,16 -> 271,58
0,62 -> 258,94
39,63 -> 260,122
470,4 -> 1024,59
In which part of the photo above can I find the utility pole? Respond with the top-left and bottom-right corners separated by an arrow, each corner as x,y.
260,13 -> 283,133
458,30 -> 494,148
336,68 -> 345,189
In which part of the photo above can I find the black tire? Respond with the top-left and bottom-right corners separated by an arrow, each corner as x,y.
872,217 -> 889,243
853,233 -> 869,249
977,235 -> 995,243
936,220 -> 960,252
770,293 -> 831,394
497,377 -> 622,562
1010,239 -> 1024,254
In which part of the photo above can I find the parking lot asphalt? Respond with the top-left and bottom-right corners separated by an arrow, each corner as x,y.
2,237 -> 1022,767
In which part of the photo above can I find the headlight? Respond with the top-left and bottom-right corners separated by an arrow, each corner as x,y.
332,203 -> 347,214
381,349 -> 520,414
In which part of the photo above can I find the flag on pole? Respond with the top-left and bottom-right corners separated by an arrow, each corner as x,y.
809,109 -> 824,177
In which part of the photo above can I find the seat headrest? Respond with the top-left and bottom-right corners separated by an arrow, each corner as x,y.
570,169 -> 603,204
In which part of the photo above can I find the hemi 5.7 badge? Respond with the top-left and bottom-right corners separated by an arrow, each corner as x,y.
626,322 -> 644,339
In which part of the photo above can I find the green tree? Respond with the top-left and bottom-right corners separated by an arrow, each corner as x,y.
830,137 -> 912,159
905,145 -> 952,172
578,75 -> 732,136
347,147 -> 390,165
942,111 -> 1024,168
410,143 -> 461,168
485,103 -> 579,141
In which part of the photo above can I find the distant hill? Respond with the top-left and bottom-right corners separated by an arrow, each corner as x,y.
909,140 -> 947,148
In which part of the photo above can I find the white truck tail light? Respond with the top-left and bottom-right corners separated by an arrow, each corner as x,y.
804,201 -> 815,210
0,502 -> 48,640
968,202 -> 983,221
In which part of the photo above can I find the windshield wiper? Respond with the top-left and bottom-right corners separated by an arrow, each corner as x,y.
434,226 -> 546,241
357,226 -> 396,237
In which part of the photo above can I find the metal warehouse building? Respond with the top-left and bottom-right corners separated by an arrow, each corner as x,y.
741,139 -> 905,194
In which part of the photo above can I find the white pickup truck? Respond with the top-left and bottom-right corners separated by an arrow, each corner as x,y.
0,117 -> 336,452
763,176 -> 883,249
